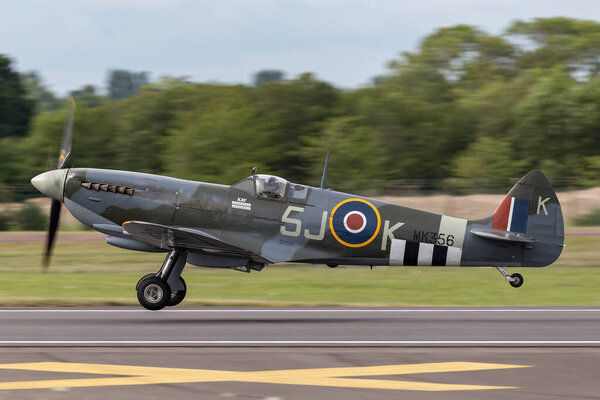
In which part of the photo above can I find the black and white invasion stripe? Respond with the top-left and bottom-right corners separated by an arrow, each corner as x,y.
389,239 -> 462,266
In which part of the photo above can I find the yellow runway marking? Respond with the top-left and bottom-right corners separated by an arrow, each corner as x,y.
0,361 -> 529,391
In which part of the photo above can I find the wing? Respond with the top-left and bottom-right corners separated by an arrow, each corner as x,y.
122,221 -> 264,260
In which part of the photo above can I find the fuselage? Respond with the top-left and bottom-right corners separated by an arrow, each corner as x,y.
48,167 -> 562,268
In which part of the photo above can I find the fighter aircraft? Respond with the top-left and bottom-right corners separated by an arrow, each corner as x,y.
31,101 -> 564,310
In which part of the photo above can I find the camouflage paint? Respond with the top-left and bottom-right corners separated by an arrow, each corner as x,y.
62,168 -> 563,269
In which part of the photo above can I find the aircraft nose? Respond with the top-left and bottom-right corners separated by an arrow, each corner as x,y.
31,169 -> 68,202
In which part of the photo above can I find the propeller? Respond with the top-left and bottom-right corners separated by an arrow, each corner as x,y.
42,97 -> 75,271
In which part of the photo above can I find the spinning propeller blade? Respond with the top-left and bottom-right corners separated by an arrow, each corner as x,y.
43,199 -> 62,271
58,96 -> 75,169
41,97 -> 75,271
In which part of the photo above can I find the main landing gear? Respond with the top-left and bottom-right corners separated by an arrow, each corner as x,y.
136,249 -> 188,310
496,266 -> 523,288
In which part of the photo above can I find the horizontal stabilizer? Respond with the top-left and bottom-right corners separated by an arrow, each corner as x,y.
471,228 -> 537,243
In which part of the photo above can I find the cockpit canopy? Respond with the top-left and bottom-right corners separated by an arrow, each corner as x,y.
255,174 -> 288,199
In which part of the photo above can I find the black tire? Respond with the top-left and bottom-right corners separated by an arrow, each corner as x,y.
509,273 -> 524,288
136,273 -> 156,291
137,276 -> 171,311
327,263 -> 339,268
168,277 -> 187,307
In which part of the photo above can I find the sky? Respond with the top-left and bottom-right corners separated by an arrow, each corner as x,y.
1,0 -> 600,95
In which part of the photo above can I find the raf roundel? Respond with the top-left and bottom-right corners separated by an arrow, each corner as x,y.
329,199 -> 381,247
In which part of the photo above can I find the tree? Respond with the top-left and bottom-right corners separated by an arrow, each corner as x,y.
254,70 -> 285,86
346,25 -> 516,182
451,136 -> 524,187
252,73 -> 338,182
0,55 -> 34,138
0,137 -> 21,185
107,70 -> 149,100
71,84 -> 104,108
110,82 -> 199,174
345,70 -> 472,181
20,71 -> 62,112
508,17 -> 600,76
162,84 -> 264,183
395,25 -> 516,90
303,116 -> 385,192
510,67 -> 577,174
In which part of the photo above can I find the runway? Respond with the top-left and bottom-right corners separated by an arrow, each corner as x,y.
0,307 -> 599,345
0,307 -> 598,399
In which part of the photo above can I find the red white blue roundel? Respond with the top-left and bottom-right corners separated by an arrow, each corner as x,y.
329,199 -> 381,247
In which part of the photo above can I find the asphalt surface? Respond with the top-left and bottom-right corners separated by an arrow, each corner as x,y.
0,307 -> 598,399
0,307 -> 599,345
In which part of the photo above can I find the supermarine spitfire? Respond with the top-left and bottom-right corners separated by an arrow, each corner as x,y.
31,101 -> 564,310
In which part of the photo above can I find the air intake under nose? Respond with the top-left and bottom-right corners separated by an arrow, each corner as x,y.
31,169 -> 68,202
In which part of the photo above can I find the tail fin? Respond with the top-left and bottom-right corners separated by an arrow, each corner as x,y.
491,170 -> 564,266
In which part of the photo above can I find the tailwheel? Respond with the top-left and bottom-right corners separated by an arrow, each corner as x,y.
495,267 -> 524,288
137,276 -> 171,311
509,273 -> 524,288
168,277 -> 187,307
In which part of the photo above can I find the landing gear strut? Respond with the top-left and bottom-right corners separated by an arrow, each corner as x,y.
136,249 -> 188,310
496,266 -> 523,288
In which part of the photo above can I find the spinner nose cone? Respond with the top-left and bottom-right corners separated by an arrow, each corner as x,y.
31,169 -> 68,202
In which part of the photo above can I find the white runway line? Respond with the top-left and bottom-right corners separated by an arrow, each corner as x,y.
0,309 -> 599,313
1,340 -> 600,345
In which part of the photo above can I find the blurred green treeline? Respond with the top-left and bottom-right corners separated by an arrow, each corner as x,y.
2,17 -> 600,197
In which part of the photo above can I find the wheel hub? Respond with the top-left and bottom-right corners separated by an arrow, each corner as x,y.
143,283 -> 164,304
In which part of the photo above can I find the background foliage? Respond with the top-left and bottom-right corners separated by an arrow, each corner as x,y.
1,18 -> 600,194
